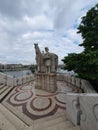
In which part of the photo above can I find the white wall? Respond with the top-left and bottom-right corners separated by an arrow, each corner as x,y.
65,93 -> 98,130
57,74 -> 96,93
0,73 -> 35,87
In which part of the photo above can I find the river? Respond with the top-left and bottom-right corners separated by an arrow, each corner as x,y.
4,69 -> 32,78
3,69 -> 75,78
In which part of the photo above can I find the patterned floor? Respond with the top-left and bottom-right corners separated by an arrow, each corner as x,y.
2,81 -> 81,125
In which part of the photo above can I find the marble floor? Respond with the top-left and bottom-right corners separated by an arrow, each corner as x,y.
2,81 -> 81,126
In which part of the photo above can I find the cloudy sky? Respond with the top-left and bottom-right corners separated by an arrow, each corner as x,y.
0,0 -> 98,64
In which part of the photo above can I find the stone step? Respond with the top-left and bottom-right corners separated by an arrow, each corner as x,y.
0,85 -> 8,92
66,126 -> 81,130
0,104 -> 28,130
33,109 -> 67,125
33,116 -> 73,130
0,112 -> 17,130
0,105 -> 80,130
0,86 -> 13,102
0,83 -> 3,85
41,121 -> 73,130
34,117 -> 65,129
0,84 -> 5,89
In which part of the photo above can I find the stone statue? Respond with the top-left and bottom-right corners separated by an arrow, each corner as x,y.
34,43 -> 58,73
34,43 -> 58,92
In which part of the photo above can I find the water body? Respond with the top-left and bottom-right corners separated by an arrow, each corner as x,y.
3,69 -> 75,78
4,69 -> 32,78
57,69 -> 75,75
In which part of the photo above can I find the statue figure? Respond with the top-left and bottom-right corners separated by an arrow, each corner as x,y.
34,43 -> 58,73
44,47 -> 51,73
34,43 -> 45,73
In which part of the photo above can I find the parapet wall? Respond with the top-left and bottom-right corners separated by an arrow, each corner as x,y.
0,72 -> 7,85
0,72 -> 35,87
56,74 -> 96,93
58,73 -> 98,130
65,93 -> 98,130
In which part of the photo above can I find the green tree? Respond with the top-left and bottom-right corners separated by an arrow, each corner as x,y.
29,64 -> 37,73
77,4 -> 98,51
62,4 -> 98,91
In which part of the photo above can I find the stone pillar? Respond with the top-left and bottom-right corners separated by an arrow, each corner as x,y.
35,73 -> 57,92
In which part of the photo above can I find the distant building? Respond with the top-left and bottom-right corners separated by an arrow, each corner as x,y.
0,64 -> 23,70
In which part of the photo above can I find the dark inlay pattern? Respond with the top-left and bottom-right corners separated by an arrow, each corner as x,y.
3,81 -> 80,122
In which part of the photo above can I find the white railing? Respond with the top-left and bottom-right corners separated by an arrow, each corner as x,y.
56,74 -> 96,93
0,72 -> 35,87
57,73 -> 97,130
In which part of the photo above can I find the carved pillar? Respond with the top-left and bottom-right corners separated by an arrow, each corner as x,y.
35,73 -> 57,93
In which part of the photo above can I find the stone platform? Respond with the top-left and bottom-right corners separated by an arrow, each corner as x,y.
2,81 -> 81,126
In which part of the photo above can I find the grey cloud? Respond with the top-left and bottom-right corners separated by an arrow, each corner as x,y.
48,0 -> 98,30
0,0 -> 24,19
0,0 -> 98,64
0,0 -> 47,20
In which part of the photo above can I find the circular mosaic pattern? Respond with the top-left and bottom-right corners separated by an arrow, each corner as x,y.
56,93 -> 66,104
4,80 -> 81,123
16,91 -> 32,100
33,97 -> 51,110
